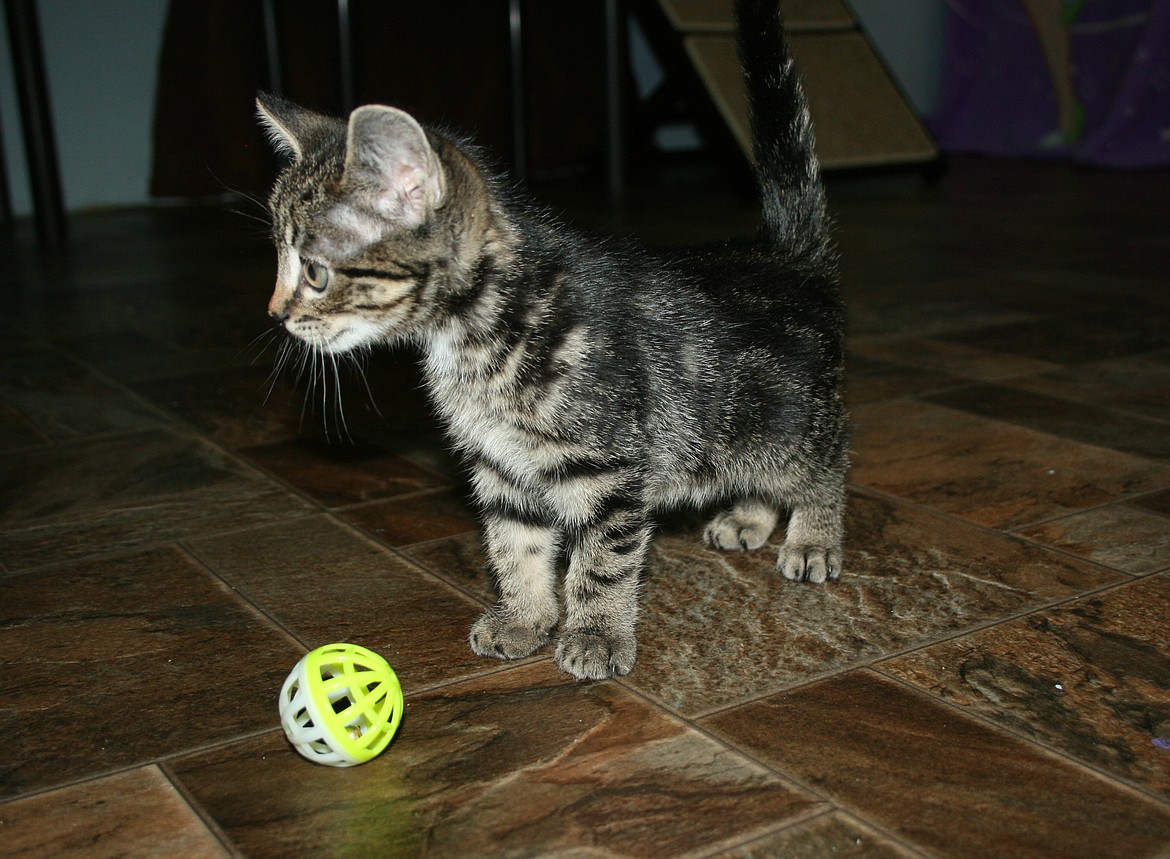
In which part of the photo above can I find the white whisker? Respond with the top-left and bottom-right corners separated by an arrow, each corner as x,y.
263,337 -> 295,405
296,343 -> 315,433
237,327 -> 280,365
354,348 -> 385,420
331,354 -> 354,444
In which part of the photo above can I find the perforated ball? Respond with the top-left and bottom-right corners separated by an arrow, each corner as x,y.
279,643 -> 403,766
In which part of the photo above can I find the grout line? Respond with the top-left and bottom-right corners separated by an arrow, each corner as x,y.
401,655 -> 555,700
846,481 -> 1159,568
330,484 -> 471,515
677,673 -> 941,858
700,806 -> 933,859
610,679 -> 846,826
0,534 -> 261,580
0,512 -> 324,580
1009,486 -> 1170,533
0,724 -> 272,812
681,568 -> 1142,726
871,667 -> 1170,814
832,809 -> 935,859
389,545 -> 494,610
156,725 -> 288,766
178,541 -> 312,653
612,675 -> 933,859
1007,529 -> 1156,580
849,480 -> 1169,580
389,534 -> 494,601
0,763 -> 152,808
326,513 -> 499,621
989,365 -> 1170,431
690,805 -> 831,859
158,762 -> 244,858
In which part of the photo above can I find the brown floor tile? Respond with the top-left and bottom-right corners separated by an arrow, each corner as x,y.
936,305 -> 1170,365
131,364 -> 324,448
1017,502 -> 1170,575
1134,490 -> 1170,518
65,330 -> 244,383
400,530 -> 495,602
880,575 -> 1170,799
846,354 -> 961,405
625,492 -> 1121,717
0,429 -> 313,570
851,337 -> 1062,382
338,489 -> 478,547
1005,349 -> 1170,424
240,436 -> 448,507
186,516 -> 490,691
16,271 -> 267,353
0,766 -> 229,859
0,547 -> 301,795
851,399 -> 1170,529
703,670 -> 1170,859
0,347 -> 165,441
843,274 -> 1041,341
171,661 -> 820,858
724,811 -> 918,859
926,383 -> 1170,462
133,348 -> 438,451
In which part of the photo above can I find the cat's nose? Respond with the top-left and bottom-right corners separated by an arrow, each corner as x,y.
268,296 -> 292,324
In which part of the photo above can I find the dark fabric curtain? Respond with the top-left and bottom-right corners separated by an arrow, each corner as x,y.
150,0 -> 610,200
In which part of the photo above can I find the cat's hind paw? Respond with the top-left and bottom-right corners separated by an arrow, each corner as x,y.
470,610 -> 553,660
555,630 -> 636,680
703,503 -> 778,551
778,543 -> 842,584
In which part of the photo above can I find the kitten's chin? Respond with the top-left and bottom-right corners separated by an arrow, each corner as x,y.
295,322 -> 383,355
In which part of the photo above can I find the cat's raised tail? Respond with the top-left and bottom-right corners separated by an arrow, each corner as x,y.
736,0 -> 829,259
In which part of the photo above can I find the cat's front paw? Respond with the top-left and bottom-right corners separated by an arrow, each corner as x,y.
778,543 -> 842,584
555,629 -> 636,680
469,610 -> 553,660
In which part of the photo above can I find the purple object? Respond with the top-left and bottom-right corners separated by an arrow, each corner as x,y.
931,0 -> 1170,166
1153,737 -> 1170,750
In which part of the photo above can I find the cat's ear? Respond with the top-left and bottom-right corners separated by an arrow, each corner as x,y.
343,105 -> 445,226
256,92 -> 324,162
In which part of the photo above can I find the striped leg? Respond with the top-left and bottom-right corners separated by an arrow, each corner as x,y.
554,475 -> 652,680
469,466 -> 562,661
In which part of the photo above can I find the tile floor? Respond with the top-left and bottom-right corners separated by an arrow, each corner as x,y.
2,156 -> 1169,858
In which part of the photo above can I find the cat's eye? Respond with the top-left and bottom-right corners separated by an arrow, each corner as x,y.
302,261 -> 329,292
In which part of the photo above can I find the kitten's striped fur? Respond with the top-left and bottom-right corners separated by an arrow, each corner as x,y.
258,0 -> 848,680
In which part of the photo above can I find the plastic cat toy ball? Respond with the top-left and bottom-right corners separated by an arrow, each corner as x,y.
279,642 -> 403,767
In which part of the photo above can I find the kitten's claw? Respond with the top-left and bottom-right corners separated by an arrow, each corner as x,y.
469,610 -> 553,660
778,544 -> 841,584
555,630 -> 636,680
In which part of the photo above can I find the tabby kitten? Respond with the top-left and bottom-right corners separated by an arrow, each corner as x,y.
257,0 -> 848,680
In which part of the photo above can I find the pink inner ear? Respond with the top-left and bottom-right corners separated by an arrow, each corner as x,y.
392,158 -> 426,202
370,147 -> 436,221
367,159 -> 422,220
